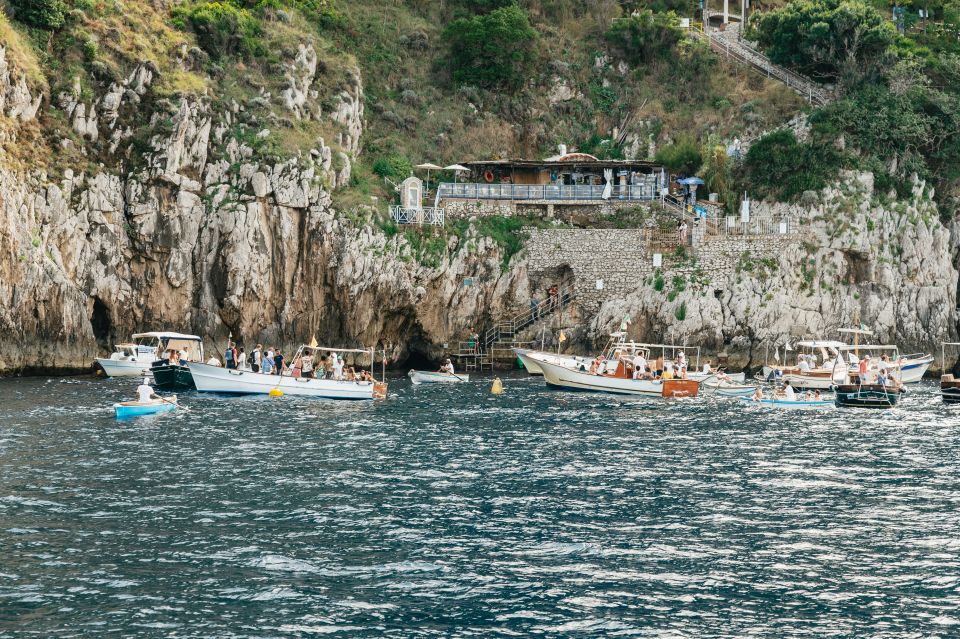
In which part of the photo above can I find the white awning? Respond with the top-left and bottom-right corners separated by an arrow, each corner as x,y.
133,332 -> 202,341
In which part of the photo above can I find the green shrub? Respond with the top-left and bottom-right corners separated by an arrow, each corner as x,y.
172,2 -> 264,60
675,301 -> 687,321
371,155 -> 413,180
742,129 -> 845,201
605,9 -> 682,65
750,0 -> 896,81
10,0 -> 67,30
444,5 -> 539,90
655,137 -> 703,175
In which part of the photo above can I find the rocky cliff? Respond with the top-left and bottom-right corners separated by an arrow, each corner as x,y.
0,26 -> 956,374
587,173 -> 957,368
0,42 -> 529,373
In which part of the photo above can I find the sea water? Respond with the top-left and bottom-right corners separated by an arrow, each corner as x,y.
1,374 -> 959,637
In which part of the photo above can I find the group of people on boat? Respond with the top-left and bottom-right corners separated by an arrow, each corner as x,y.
750,384 -> 824,402
161,346 -> 194,366
214,343 -> 374,382
578,348 -> 694,381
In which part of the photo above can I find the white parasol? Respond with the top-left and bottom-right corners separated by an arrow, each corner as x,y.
444,164 -> 469,183
416,163 -> 442,195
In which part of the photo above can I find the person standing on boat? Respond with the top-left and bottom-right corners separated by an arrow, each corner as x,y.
274,349 -> 285,375
136,377 -> 159,403
301,349 -> 314,379
798,356 -> 811,374
237,347 -> 247,370
225,342 -> 237,370
858,355 -> 870,382
261,351 -> 274,375
654,355 -> 664,378
332,353 -> 344,380
251,344 -> 262,373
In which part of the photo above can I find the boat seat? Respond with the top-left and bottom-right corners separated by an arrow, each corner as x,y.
943,374 -> 955,382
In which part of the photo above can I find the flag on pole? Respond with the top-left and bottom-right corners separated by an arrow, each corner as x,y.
309,335 -> 318,348
774,347 -> 780,362
785,340 -> 793,351
559,331 -> 566,343
620,314 -> 631,332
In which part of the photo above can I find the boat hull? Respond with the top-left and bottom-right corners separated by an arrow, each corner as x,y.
833,384 -> 903,408
408,370 -> 469,384
538,359 -> 699,397
739,397 -> 833,410
694,372 -> 747,384
513,349 -> 587,376
97,357 -> 153,377
150,363 -> 196,391
708,382 -> 757,397
189,363 -> 380,399
114,397 -> 177,418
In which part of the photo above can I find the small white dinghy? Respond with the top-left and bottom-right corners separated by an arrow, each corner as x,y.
739,396 -> 833,410
705,379 -> 757,397
408,370 -> 469,384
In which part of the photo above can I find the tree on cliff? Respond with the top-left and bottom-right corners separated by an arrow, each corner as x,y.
750,0 -> 896,81
444,5 -> 539,91
10,0 -> 67,30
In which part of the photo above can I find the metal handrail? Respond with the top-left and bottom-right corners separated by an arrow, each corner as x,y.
482,290 -> 574,354
436,182 -> 658,202
390,205 -> 445,226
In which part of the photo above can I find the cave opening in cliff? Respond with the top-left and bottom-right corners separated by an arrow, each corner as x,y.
404,348 -> 434,370
90,297 -> 113,352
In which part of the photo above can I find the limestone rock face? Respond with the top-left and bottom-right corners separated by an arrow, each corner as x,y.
0,46 -> 527,372
588,173 -> 958,368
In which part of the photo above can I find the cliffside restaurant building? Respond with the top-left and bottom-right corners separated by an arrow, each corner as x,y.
435,151 -> 666,203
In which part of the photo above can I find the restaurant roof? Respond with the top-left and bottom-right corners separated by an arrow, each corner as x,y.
461,157 -> 663,170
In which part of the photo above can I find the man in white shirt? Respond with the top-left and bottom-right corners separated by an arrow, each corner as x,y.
136,377 -> 157,403
798,357 -> 811,374
632,354 -> 647,378
702,361 -> 712,374
783,382 -> 796,401
440,359 -> 455,375
332,353 -> 344,380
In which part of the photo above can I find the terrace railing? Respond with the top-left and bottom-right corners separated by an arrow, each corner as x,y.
437,182 -> 658,202
390,205 -> 445,226
706,216 -> 799,237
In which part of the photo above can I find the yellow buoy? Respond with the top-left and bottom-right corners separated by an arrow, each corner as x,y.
268,388 -> 284,398
491,377 -> 504,395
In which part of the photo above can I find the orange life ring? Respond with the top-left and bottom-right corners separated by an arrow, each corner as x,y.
483,170 -> 495,183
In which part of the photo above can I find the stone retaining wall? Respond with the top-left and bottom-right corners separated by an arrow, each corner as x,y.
525,228 -> 796,313
441,198 -> 654,221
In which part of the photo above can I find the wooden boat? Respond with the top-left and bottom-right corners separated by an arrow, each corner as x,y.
941,375 -> 960,403
408,370 -> 469,384
190,362 -> 386,399
940,343 -> 960,403
537,358 -> 698,398
143,332 -> 206,390
738,396 -> 833,410
114,395 -> 178,418
692,370 -> 746,384
833,383 -> 903,408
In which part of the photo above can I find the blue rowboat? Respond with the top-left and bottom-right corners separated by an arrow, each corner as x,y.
113,396 -> 178,418
739,396 -> 833,410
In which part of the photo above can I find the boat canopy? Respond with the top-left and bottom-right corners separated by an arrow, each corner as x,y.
133,332 -> 202,341
796,340 -> 846,349
838,327 -> 874,336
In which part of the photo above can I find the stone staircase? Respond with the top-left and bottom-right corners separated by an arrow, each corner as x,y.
691,23 -> 832,107
457,289 -> 574,371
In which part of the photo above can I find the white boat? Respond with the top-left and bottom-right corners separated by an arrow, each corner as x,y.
739,396 -> 833,410
513,348 -> 589,376
690,370 -> 746,384
189,362 -> 386,399
537,358 -> 699,398
408,370 -> 469,384
703,378 -> 756,397
96,343 -> 158,377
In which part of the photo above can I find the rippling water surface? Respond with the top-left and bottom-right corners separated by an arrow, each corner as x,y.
1,373 -> 959,637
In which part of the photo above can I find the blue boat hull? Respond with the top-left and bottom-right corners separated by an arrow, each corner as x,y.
114,402 -> 177,418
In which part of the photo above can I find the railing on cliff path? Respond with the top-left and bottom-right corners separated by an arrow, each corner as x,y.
390,205 -> 444,226
457,289 -> 574,369
689,27 -> 832,107
704,215 -> 800,237
437,182 -> 658,202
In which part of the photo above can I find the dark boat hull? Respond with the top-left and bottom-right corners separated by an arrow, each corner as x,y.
834,384 -> 902,408
151,363 -> 196,391
942,384 -> 960,403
